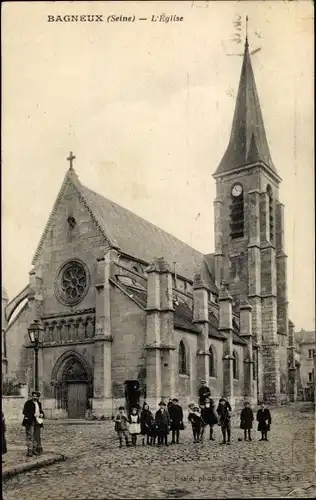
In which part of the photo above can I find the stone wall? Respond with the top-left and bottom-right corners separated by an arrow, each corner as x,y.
232,343 -> 245,397
5,301 -> 33,383
175,330 -> 197,403
208,338 -> 224,398
38,179 -> 108,317
2,395 -> 26,421
110,286 -> 147,396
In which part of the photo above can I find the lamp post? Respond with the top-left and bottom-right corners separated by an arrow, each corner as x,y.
28,320 -> 44,392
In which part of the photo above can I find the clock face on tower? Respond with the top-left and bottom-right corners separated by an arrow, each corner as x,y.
231,184 -> 243,197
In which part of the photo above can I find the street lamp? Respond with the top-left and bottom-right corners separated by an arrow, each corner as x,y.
28,320 -> 44,392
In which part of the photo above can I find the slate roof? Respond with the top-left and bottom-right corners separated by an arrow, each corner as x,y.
214,38 -> 276,176
173,302 -> 200,334
122,286 -> 147,308
209,312 -> 226,340
81,184 -> 216,290
32,168 -> 217,293
117,283 -> 200,334
232,332 -> 247,346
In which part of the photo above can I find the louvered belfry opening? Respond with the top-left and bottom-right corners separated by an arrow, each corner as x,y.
267,184 -> 274,243
230,191 -> 244,239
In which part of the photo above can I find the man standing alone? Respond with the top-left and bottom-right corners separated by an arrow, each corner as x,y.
22,391 -> 45,457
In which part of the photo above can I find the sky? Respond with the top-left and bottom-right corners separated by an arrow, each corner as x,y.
2,1 -> 314,330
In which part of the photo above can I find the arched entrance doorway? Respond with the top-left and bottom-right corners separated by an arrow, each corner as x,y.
62,358 -> 89,418
52,353 -> 93,419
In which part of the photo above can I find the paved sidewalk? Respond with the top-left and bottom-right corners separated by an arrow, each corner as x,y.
2,420 -> 113,478
2,446 -> 65,480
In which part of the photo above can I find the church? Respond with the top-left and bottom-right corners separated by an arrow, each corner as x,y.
2,36 -> 297,419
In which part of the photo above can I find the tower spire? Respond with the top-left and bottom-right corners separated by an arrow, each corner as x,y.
214,22 -> 277,177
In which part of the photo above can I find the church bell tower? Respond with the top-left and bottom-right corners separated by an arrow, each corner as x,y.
213,33 -> 289,404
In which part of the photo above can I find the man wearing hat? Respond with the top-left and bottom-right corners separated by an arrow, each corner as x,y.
22,391 -> 45,457
198,380 -> 211,406
169,398 -> 184,444
154,401 -> 171,446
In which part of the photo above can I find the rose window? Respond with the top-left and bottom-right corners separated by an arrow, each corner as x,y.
56,260 -> 89,306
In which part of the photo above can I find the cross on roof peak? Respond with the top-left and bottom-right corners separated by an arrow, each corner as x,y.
245,15 -> 249,48
67,151 -> 76,170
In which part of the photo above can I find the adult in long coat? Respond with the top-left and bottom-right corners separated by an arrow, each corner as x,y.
155,401 -> 171,446
168,398 -> 183,444
22,391 -> 45,456
1,411 -> 7,460
140,403 -> 154,445
240,401 -> 254,441
257,403 -> 272,441
201,398 -> 218,440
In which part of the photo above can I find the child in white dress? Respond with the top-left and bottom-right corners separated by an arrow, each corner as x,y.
128,407 -> 141,446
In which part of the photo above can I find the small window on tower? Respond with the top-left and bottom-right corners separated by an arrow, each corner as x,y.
230,183 -> 244,239
179,340 -> 188,375
67,216 -> 76,230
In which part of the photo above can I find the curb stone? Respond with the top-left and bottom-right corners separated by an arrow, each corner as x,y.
2,453 -> 66,480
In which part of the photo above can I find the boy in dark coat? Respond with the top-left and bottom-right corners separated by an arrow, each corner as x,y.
140,402 -> 153,446
169,398 -> 183,444
201,398 -> 218,441
257,403 -> 272,441
217,397 -> 232,445
114,406 -> 130,447
222,396 -> 232,412
155,401 -> 170,446
240,401 -> 254,441
22,391 -> 45,457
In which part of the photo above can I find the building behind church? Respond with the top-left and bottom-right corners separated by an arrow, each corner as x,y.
294,329 -> 315,401
2,36 -> 298,418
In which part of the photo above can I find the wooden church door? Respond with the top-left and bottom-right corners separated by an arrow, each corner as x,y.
62,358 -> 89,419
67,383 -> 87,418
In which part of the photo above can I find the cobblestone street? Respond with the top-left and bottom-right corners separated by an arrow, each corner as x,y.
3,404 -> 316,499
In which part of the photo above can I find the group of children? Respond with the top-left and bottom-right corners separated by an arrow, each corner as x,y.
189,398 -> 272,445
114,398 -> 183,447
114,397 -> 272,447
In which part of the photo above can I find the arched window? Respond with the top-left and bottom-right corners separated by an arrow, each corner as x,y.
209,345 -> 216,378
230,184 -> 244,239
267,184 -> 274,243
232,350 -> 239,380
179,340 -> 188,375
